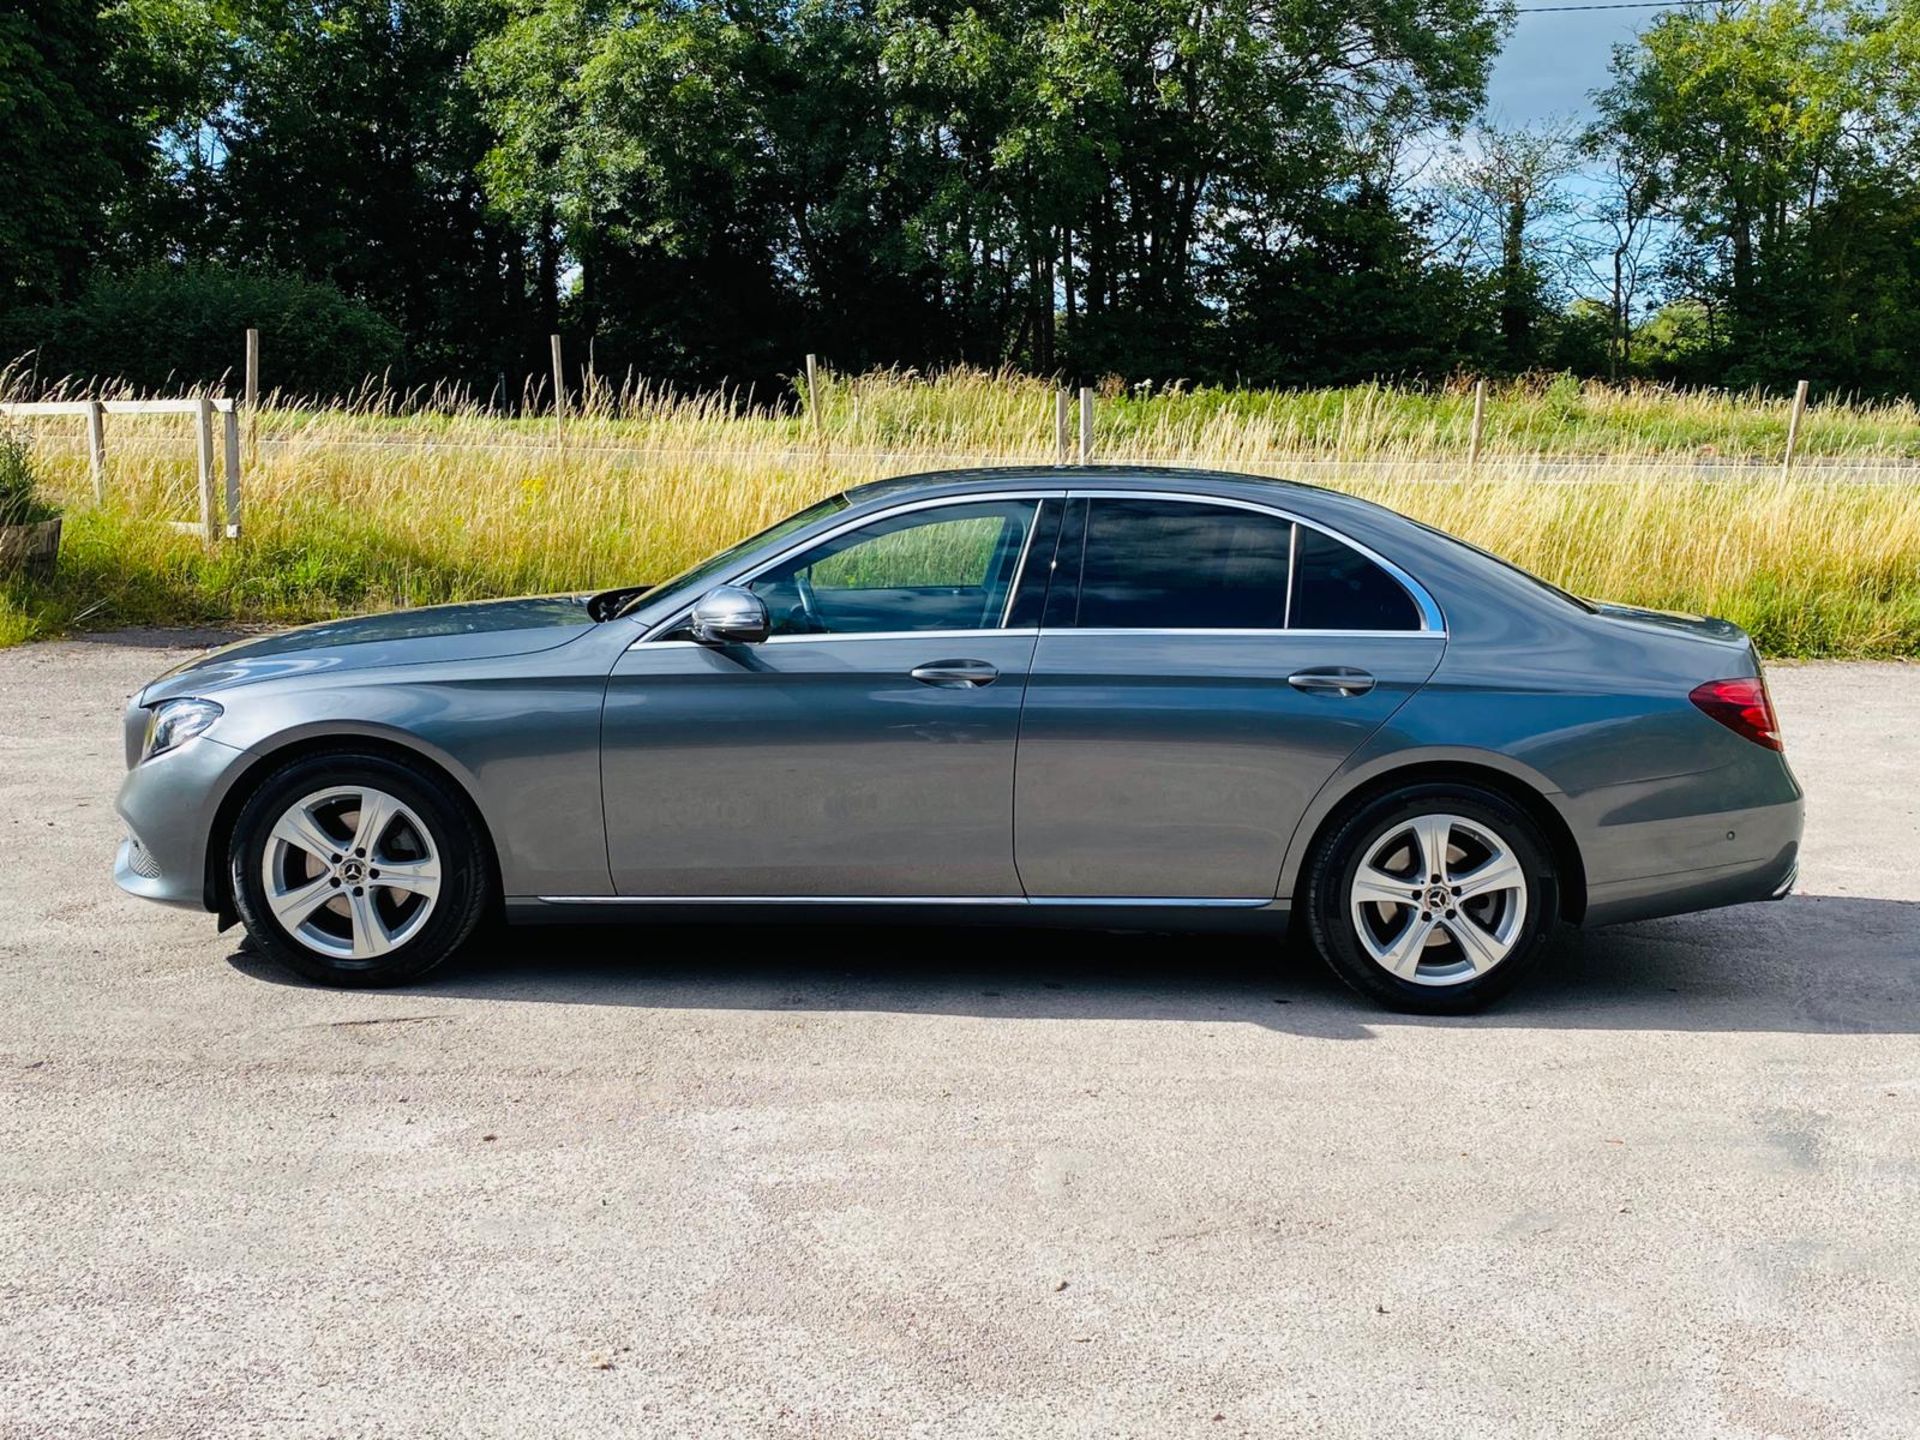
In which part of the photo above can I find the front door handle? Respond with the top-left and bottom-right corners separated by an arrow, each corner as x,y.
910,659 -> 999,689
1288,666 -> 1376,697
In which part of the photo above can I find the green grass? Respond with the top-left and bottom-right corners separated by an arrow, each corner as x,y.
4,368 -> 1920,656
248,368 -> 1920,461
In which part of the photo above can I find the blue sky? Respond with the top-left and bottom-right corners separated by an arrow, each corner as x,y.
1483,6 -> 1657,126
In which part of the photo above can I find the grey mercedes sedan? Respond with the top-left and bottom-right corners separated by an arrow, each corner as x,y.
114,467 -> 1802,1013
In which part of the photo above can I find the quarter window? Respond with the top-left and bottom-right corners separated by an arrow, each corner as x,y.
1288,525 -> 1420,631
748,500 -> 1039,636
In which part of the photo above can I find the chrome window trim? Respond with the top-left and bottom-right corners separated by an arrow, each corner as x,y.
630,626 -> 1434,650
1053,628 -> 1445,640
1065,488 -> 1446,634
634,482 -> 1447,644
762,627 -> 1032,646
637,489 -> 1065,645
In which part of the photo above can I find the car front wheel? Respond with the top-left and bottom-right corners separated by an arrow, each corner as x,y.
1305,783 -> 1559,1013
229,753 -> 492,987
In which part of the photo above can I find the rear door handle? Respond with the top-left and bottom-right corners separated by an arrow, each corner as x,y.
1288,666 -> 1376,697
911,659 -> 999,689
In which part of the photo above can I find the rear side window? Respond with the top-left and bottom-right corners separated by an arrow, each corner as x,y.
1289,526 -> 1420,631
1056,497 -> 1425,632
1075,498 -> 1293,629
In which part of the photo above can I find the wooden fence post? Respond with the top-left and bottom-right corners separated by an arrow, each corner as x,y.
222,404 -> 242,538
244,328 -> 260,464
1055,390 -> 1070,465
550,334 -> 567,418
1782,379 -> 1810,477
84,400 -> 106,503
805,354 -> 823,444
1078,386 -> 1093,464
194,397 -> 218,542
1469,379 -> 1487,468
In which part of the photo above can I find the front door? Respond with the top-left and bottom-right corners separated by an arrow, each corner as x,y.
601,495 -> 1052,897
1014,495 -> 1446,899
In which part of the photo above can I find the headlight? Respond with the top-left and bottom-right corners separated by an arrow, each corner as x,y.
141,698 -> 224,761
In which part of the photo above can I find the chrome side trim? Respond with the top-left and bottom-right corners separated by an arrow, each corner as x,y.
1025,896 -> 1273,908
531,894 -> 1275,908
536,895 -> 1028,906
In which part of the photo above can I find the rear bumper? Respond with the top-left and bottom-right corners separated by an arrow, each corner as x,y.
1582,840 -> 1799,927
1573,757 -> 1804,927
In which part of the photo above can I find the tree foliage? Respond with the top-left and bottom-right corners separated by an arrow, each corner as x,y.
5,265 -> 402,396
0,1 -> 140,306
6,0 -> 1920,397
1593,0 -> 1920,391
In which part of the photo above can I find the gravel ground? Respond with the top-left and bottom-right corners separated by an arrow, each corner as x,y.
1,636 -> 1916,1439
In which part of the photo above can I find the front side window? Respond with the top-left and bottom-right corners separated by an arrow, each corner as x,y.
748,499 -> 1039,636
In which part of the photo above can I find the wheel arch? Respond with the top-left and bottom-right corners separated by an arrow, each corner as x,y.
202,729 -> 503,923
1284,757 -> 1588,924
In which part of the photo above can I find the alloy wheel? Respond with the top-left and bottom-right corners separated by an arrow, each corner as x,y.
261,785 -> 442,961
1348,812 -> 1528,987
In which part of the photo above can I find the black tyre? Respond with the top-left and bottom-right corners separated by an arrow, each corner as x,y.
229,752 -> 492,987
1304,783 -> 1559,1014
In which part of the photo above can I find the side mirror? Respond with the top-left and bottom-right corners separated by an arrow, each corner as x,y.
688,585 -> 771,645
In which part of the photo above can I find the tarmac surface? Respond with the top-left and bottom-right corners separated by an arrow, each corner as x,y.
2,634 -> 1916,1438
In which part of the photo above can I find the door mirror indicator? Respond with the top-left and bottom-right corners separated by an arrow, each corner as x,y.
689,586 -> 771,645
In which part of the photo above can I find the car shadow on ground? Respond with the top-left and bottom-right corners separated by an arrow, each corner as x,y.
70,627 -> 246,651
224,893 -> 1920,1038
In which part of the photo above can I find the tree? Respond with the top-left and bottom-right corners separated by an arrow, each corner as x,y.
1441,122 -> 1579,371
164,0 -> 541,387
1573,144 -> 1662,378
469,0 -> 1507,388
1226,182 -> 1501,386
0,2 -> 142,307
1591,0 -> 1920,389
4,264 -> 403,396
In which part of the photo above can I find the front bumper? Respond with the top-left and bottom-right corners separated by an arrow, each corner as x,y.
113,735 -> 253,911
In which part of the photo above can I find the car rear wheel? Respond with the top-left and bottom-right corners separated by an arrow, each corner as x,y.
1305,783 -> 1559,1013
230,753 -> 492,987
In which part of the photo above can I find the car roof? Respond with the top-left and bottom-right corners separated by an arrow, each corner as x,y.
837,464 -> 1424,544
842,464 -> 1321,507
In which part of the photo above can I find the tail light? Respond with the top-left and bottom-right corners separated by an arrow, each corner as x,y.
1689,676 -> 1783,751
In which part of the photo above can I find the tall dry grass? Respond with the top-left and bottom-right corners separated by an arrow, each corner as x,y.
4,367 -> 1919,654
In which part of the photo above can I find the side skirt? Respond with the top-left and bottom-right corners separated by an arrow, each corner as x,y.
504,895 -> 1291,935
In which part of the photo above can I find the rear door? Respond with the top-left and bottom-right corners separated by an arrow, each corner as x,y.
1012,494 -> 1446,900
